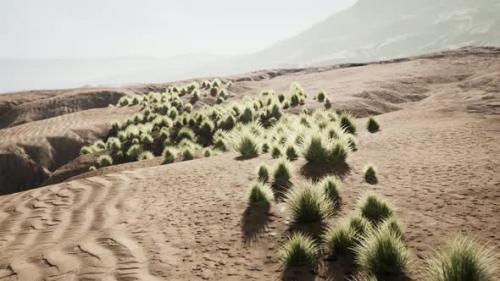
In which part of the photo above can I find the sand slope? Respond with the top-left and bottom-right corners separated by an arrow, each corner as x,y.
0,47 -> 499,280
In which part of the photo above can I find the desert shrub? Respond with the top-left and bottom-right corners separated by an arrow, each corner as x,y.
323,221 -> 357,256
347,134 -> 358,151
177,127 -> 196,142
235,133 -> 259,159
278,94 -> 285,103
140,133 -> 154,146
329,142 -> 348,165
106,137 -> 122,151
379,217 -> 404,239
280,232 -> 319,268
80,146 -> 93,155
240,107 -> 254,123
319,176 -> 342,208
168,107 -> 178,119
89,166 -> 97,171
367,117 -> 380,133
182,147 -> 194,160
364,164 -> 378,184
290,94 -> 300,107
285,181 -> 333,224
426,236 -> 496,281
94,140 -> 106,150
203,148 -> 213,157
126,144 -> 143,160
257,164 -> 270,182
197,120 -> 215,146
355,227 -> 409,276
214,139 -> 227,151
349,215 -> 372,238
272,158 -> 293,188
339,112 -> 357,135
286,145 -> 299,161
138,151 -> 154,161
358,192 -> 393,224
247,181 -> 274,206
118,96 -> 130,106
303,134 -> 329,164
220,115 -> 235,130
261,142 -> 270,153
271,146 -> 282,159
162,148 -> 176,164
97,154 -> 113,167
317,91 -> 326,102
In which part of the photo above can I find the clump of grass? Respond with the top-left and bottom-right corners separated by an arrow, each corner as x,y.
318,176 -> 342,208
89,166 -> 97,171
286,145 -> 299,161
280,232 -> 319,268
97,154 -> 113,167
339,112 -> 357,135
323,220 -> 357,256
203,148 -> 213,157
349,215 -> 372,238
367,117 -> 380,133
317,91 -> 326,102
235,133 -> 260,159
379,217 -> 404,239
426,236 -> 496,281
182,147 -> 194,160
358,192 -> 393,225
364,164 -> 378,184
272,158 -> 293,188
138,151 -> 154,161
162,148 -> 176,164
257,164 -> 270,182
80,146 -> 93,155
303,134 -> 329,164
271,146 -> 282,159
285,181 -> 333,224
355,227 -> 409,276
247,181 -> 274,206
261,143 -> 270,153
126,144 -> 143,160
325,98 -> 332,109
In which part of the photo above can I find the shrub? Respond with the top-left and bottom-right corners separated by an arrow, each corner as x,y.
182,147 -> 194,160
138,151 -> 154,161
220,115 -> 235,130
339,112 -> 357,135
162,148 -> 176,164
271,146 -> 282,159
280,232 -> 319,268
177,127 -> 196,142
80,146 -> 93,155
140,133 -> 154,146
89,166 -> 97,171
349,215 -> 372,238
197,120 -> 215,146
367,117 -> 380,133
235,134 -> 259,159
319,176 -> 342,208
106,137 -> 122,151
290,94 -> 300,107
379,217 -> 404,239
247,181 -> 274,206
94,140 -> 106,150
317,91 -> 326,102
303,134 -> 329,164
272,158 -> 293,188
168,107 -> 178,119
118,96 -> 130,106
355,227 -> 409,276
364,164 -> 378,184
203,148 -> 213,157
285,181 -> 333,224
278,94 -> 285,103
325,98 -> 332,109
286,145 -> 299,161
261,142 -> 270,153
323,221 -> 357,256
426,236 -> 496,281
257,164 -> 270,182
126,144 -> 143,160
240,107 -> 254,123
328,142 -> 348,165
358,192 -> 393,224
214,139 -> 227,151
97,154 -> 113,167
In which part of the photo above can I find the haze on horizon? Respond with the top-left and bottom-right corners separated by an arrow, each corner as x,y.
0,0 -> 356,59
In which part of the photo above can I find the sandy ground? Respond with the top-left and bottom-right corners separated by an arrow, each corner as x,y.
0,47 -> 499,280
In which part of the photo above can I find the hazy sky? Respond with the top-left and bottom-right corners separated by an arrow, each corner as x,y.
0,0 -> 356,59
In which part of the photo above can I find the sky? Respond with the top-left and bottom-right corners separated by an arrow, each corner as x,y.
0,0 -> 356,59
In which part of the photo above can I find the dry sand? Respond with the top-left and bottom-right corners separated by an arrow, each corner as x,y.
0,47 -> 499,280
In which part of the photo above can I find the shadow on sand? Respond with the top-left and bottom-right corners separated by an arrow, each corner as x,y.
241,203 -> 271,243
300,162 -> 351,182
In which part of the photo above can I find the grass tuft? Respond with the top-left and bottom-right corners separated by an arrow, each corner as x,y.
358,192 -> 393,225
97,154 -> 113,167
280,232 -> 319,268
285,181 -> 333,224
247,181 -> 274,206
162,148 -> 176,164
367,117 -> 380,133
364,164 -> 378,184
257,164 -> 270,182
272,158 -> 293,188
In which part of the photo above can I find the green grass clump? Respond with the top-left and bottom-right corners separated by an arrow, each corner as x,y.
379,217 -> 404,239
285,181 -> 333,224
257,164 -> 270,182
138,151 -> 154,161
367,117 -> 380,133
89,166 -> 97,171
247,181 -> 274,206
203,148 -> 213,157
355,227 -> 409,276
126,144 -> 143,160
319,176 -> 342,208
106,137 -> 122,151
317,91 -> 326,102
323,221 -> 357,256
358,192 -> 393,225
235,133 -> 260,159
162,148 -> 176,164
280,232 -> 319,268
339,112 -> 357,135
272,158 -> 293,188
364,164 -> 378,184
97,154 -> 113,167
80,146 -> 93,155
271,146 -> 282,159
182,147 -> 194,160
349,215 -> 372,238
427,236 -> 496,281
286,145 -> 299,161
177,127 -> 196,142
325,98 -> 332,109
303,134 -> 329,164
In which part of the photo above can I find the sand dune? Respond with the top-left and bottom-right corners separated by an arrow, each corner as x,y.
0,47 -> 499,280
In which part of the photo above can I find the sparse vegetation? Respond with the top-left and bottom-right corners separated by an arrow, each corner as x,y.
280,232 -> 319,268
367,117 -> 380,133
364,164 -> 378,184
272,158 -> 293,188
271,146 -> 282,159
319,176 -> 342,208
426,236 -> 496,281
339,112 -> 357,135
257,164 -> 270,183
317,91 -> 326,102
323,220 -> 357,256
358,192 -> 393,225
162,148 -> 176,164
138,151 -> 154,161
247,181 -> 274,206
285,145 -> 298,161
285,181 -> 333,224
97,154 -> 113,167
235,133 -> 260,159
182,147 -> 194,160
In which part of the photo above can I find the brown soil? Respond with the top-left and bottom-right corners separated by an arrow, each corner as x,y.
0,47 -> 498,280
